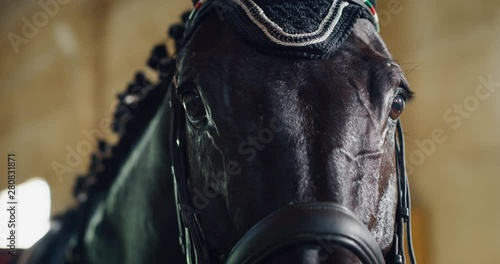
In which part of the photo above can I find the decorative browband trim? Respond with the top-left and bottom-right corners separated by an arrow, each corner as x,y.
232,0 -> 349,47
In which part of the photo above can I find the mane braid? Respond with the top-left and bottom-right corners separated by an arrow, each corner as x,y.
64,13 -> 190,263
72,48 -> 171,201
72,11 -> 189,203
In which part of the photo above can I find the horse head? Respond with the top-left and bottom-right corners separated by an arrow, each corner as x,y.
171,0 -> 415,263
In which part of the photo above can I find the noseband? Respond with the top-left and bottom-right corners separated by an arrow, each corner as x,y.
170,1 -> 417,263
225,203 -> 385,263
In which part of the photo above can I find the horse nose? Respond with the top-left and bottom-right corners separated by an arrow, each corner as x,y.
264,243 -> 363,264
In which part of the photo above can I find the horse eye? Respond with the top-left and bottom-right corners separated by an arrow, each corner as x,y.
389,95 -> 406,120
181,91 -> 206,122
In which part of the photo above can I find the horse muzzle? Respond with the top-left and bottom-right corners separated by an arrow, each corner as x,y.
226,202 -> 385,264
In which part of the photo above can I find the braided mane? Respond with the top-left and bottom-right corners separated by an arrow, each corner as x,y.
72,11 -> 190,207
30,13 -> 194,264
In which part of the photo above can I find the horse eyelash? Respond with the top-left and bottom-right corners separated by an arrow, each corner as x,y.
398,79 -> 414,102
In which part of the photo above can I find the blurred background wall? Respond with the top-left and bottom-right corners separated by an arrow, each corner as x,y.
0,0 -> 499,263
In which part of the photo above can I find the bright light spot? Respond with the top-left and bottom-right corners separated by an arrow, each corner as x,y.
0,178 -> 51,249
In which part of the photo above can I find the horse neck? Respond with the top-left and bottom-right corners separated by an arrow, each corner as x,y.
83,93 -> 184,263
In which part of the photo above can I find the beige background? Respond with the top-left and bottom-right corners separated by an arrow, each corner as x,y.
1,0 -> 499,263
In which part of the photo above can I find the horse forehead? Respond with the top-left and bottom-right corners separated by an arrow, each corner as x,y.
183,16 -> 395,103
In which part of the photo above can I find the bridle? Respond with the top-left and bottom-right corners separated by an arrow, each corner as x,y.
169,0 -> 417,263
169,78 -> 416,264
170,80 -> 417,264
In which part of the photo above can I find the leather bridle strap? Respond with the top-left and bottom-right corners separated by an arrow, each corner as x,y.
170,84 -> 211,264
226,203 -> 385,264
394,121 -> 417,264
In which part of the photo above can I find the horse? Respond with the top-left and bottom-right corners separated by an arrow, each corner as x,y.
17,0 -> 417,263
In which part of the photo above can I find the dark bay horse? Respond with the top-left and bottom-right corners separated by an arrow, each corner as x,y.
18,0 -> 416,263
